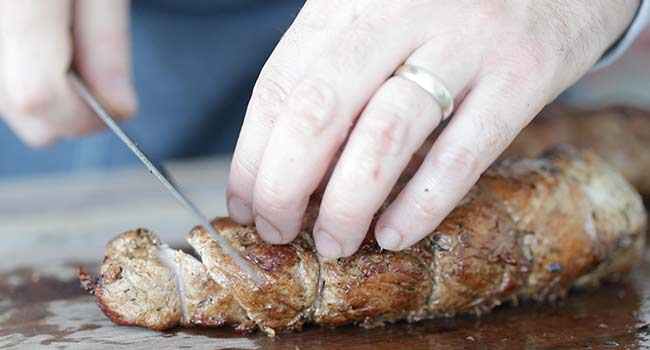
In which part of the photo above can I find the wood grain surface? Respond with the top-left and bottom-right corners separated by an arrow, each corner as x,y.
1,157 -> 649,350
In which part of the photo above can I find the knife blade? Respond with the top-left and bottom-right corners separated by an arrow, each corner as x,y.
69,72 -> 261,285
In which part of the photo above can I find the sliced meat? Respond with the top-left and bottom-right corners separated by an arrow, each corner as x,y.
83,229 -> 181,330
166,247 -> 246,327
188,219 -> 319,335
81,229 -> 247,330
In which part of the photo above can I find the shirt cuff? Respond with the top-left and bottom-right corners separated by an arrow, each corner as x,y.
591,0 -> 650,71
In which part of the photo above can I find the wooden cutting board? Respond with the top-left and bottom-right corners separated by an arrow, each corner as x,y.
1,157 -> 649,350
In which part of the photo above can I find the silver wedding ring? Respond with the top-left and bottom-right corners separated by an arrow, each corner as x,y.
394,64 -> 454,119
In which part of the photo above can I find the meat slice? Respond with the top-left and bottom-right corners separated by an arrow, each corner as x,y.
157,246 -> 247,327
81,229 -> 247,330
81,229 -> 181,330
177,249 -> 247,327
187,147 -> 646,334
188,220 -> 320,335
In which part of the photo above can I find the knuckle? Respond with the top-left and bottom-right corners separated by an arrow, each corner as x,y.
252,70 -> 292,121
290,0 -> 331,32
351,14 -> 384,36
408,193 -> 439,223
354,77 -> 432,159
459,2 -> 509,41
430,145 -> 480,182
285,78 -> 337,135
7,83 -> 56,115
369,0 -> 427,24
331,28 -> 382,74
473,1 -> 510,23
320,198 -> 368,230
232,152 -> 259,183
360,107 -> 409,157
280,15 -> 326,49
254,178 -> 299,213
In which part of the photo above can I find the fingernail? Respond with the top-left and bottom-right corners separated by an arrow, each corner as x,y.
228,197 -> 253,224
377,227 -> 402,250
255,215 -> 283,244
315,229 -> 343,258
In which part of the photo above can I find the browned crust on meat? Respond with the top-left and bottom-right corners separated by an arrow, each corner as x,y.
244,244 -> 299,273
314,242 -> 433,327
422,186 -> 524,316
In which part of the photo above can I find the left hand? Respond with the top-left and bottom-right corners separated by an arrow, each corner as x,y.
227,0 -> 640,258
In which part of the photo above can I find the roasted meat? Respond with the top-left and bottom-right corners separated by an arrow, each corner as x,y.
82,147 -> 647,335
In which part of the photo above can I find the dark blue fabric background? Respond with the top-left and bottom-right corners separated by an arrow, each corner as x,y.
0,0 -> 303,178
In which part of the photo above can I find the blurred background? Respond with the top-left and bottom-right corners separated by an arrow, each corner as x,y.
0,0 -> 647,180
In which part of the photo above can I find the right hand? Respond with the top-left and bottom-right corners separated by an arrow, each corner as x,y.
0,0 -> 137,147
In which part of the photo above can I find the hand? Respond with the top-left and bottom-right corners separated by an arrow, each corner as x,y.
228,0 -> 640,258
0,0 -> 136,147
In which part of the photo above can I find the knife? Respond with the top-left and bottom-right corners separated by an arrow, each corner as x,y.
69,71 -> 261,285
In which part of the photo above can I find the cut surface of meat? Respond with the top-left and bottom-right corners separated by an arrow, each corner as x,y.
80,229 -> 246,330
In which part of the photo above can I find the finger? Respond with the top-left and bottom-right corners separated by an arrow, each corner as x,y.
312,77 -> 440,257
251,11 -> 426,246
1,115 -> 57,148
227,1 -> 350,224
0,0 -> 97,146
0,23 -> 55,147
312,38 -> 483,257
0,0 -> 73,145
73,0 -> 137,118
375,72 -> 546,250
